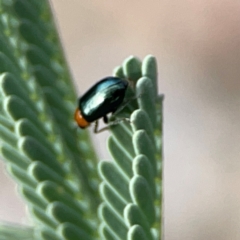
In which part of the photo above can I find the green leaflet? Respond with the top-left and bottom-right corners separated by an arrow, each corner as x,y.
136,77 -> 157,128
123,56 -> 142,82
108,136 -> 132,178
129,175 -> 155,226
99,161 -> 131,203
57,222 -> 93,240
99,223 -> 116,240
0,223 -> 34,240
20,185 -> 47,209
124,204 -> 153,240
37,180 -> 86,216
132,155 -> 155,198
99,182 -> 127,218
127,225 -> 149,240
1,143 -> 30,169
142,55 -> 158,99
47,202 -> 94,236
99,203 -> 128,240
133,130 -> 157,176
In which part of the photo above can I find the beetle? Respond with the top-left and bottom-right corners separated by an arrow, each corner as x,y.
74,76 -> 129,133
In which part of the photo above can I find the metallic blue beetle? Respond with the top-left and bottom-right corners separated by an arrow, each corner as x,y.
75,77 -> 128,132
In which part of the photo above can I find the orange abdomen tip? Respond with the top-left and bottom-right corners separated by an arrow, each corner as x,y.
74,109 -> 90,128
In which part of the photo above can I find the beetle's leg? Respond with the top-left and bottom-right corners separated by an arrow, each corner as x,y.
103,115 -> 108,124
94,118 -> 109,133
93,120 -> 99,133
94,117 -> 130,133
93,117 -> 110,133
94,119 -> 109,133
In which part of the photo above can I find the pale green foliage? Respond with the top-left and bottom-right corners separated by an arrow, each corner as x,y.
0,222 -> 34,240
0,1 -> 163,240
98,56 -> 163,240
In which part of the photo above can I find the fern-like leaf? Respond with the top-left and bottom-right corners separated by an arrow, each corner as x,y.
98,56 -> 163,240
0,1 -> 100,239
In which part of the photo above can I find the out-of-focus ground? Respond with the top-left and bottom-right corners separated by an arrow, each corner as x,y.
1,1 -> 240,239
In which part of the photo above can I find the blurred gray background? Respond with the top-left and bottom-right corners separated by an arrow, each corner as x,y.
1,1 -> 240,239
